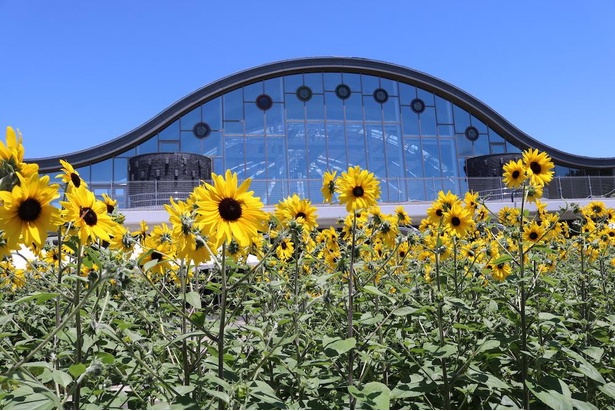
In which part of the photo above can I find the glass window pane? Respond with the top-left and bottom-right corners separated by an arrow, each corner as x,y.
91,159 -> 112,182
488,128 -> 505,144
264,78 -> 283,102
382,97 -> 400,122
181,131 -> 202,154
224,88 -> 243,120
438,125 -> 454,136
404,137 -> 423,178
326,124 -> 347,170
244,82 -> 263,101
453,104 -> 471,133
422,138 -> 441,178
439,139 -> 457,178
305,93 -> 325,120
225,137 -> 245,175
113,158 -> 128,182
419,107 -> 437,136
470,115 -> 488,134
474,134 -> 490,156
304,73 -> 323,93
345,93 -> 363,121
363,95 -> 382,121
224,121 -> 243,134
361,74 -> 379,93
203,97 -> 222,129
417,88 -> 435,106
399,83 -> 416,105
181,106 -> 201,130
244,103 -> 264,134
245,136 -> 266,178
456,134 -> 473,157
265,103 -> 284,134
491,143 -> 506,154
287,123 -> 307,179
286,94 -> 304,120
506,140 -> 521,153
323,72 -> 342,91
266,136 -> 286,180
380,78 -> 398,96
325,91 -> 344,121
284,74 -> 303,93
346,125 -> 367,169
435,95 -> 453,124
342,73 -> 362,92
366,124 -> 386,176
76,166 -> 91,183
136,136 -> 158,155
203,132 -> 221,157
159,120 -> 179,140
402,106 -> 419,135
160,141 -> 179,152
307,123 -> 325,179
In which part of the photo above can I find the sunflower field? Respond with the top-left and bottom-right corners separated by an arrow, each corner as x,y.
1,126 -> 615,410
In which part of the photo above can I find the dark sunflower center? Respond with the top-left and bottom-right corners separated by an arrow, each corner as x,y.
497,263 -> 505,269
151,251 -> 163,261
530,161 -> 542,174
352,186 -> 364,197
81,207 -> 98,226
592,206 -> 602,213
451,216 -> 461,227
18,198 -> 42,222
436,209 -> 443,217
399,251 -> 406,258
218,198 -> 242,221
281,242 -> 288,250
70,173 -> 82,188
296,212 -> 307,219
512,170 -> 520,179
106,204 -> 115,214
529,232 -> 539,240
609,231 -> 615,237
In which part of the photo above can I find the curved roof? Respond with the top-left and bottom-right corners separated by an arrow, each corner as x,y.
29,56 -> 615,173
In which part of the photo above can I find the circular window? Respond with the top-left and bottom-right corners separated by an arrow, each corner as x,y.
296,86 -> 312,102
373,88 -> 389,104
256,94 -> 273,111
410,98 -> 425,114
465,126 -> 479,142
192,122 -> 211,139
335,84 -> 351,100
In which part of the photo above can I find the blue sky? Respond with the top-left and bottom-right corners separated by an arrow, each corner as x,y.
1,1 -> 614,160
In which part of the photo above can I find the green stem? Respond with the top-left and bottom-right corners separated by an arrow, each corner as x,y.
218,243 -> 227,410
74,242 -> 84,410
348,211 -> 357,410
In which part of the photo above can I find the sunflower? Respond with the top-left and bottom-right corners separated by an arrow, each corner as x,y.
583,200 -> 607,220
132,220 -> 150,243
57,159 -> 87,189
522,148 -> 554,187
502,159 -> 527,189
488,259 -> 512,281
523,221 -> 545,243
0,260 -> 26,292
336,166 -> 381,213
108,224 -> 135,254
525,185 -> 543,203
274,194 -> 319,231
0,127 -> 39,187
0,173 -> 61,250
276,237 -> 295,261
321,170 -> 337,203
101,193 -> 117,214
139,239 -> 177,280
463,191 -> 480,213
426,202 -> 445,225
195,170 -> 268,248
60,185 -> 117,244
436,190 -> 461,212
394,205 -> 412,226
442,203 -> 474,238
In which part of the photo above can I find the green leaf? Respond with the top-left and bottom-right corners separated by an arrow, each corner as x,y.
248,380 -> 285,408
52,370 -> 73,388
561,347 -> 606,384
324,337 -> 356,357
11,292 -> 59,305
476,339 -> 501,354
392,306 -> 420,316
526,380 -> 573,410
598,382 -> 615,400
363,285 -> 387,297
492,254 -> 513,265
171,385 -> 195,396
185,291 -> 201,309
68,363 -> 87,378
349,382 -> 390,410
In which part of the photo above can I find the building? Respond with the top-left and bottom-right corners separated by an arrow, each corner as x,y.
27,57 -> 615,225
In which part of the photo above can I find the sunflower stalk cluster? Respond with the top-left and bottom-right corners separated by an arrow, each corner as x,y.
1,126 -> 615,409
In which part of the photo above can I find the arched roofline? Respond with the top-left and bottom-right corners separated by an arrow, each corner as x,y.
29,56 -> 615,173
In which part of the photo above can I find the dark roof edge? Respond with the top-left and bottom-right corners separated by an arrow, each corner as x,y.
27,56 -> 615,173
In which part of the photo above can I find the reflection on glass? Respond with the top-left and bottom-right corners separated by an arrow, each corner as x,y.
91,159 -> 112,182
113,158 -> 128,182
244,103 -> 264,134
306,122 -> 325,179
402,107 -> 419,135
264,78 -> 283,101
435,96 -> 453,124
223,88 -> 243,120
245,137 -> 266,179
363,95 -> 382,121
474,135 -> 490,156
306,94 -> 325,120
224,137 -> 245,176
456,134 -> 473,156
136,137 -> 158,155
286,95 -> 304,120
382,97 -> 400,122
422,138 -> 441,178
345,93 -> 363,121
203,132 -> 221,157
366,124 -> 386,175
180,131 -> 201,154
265,103 -> 284,134
203,97 -> 222,129
325,92 -> 344,121
453,104 -> 471,133
346,125 -> 367,169
326,124 -> 347,170
419,107 -> 437,136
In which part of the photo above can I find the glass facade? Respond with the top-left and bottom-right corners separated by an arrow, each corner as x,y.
46,62 -> 610,208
